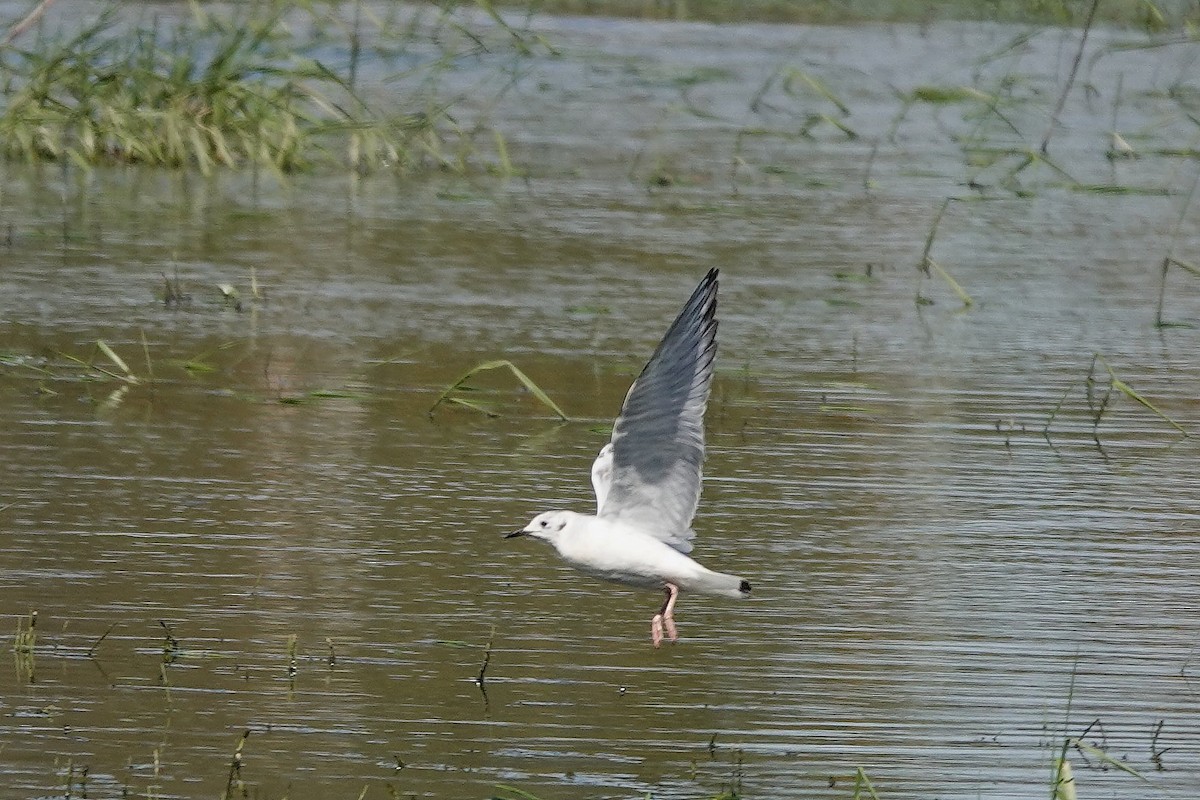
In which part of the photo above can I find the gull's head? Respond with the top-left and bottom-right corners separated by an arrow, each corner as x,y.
507,510 -> 573,544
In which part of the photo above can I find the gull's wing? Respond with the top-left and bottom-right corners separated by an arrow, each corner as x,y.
590,443 -> 614,513
597,269 -> 718,553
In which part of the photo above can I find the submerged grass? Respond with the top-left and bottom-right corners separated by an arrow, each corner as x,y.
13,609 -> 36,654
1051,664 -> 1150,800
851,767 -> 882,800
10,612 -> 1176,798
1084,353 -> 1190,438
12,609 -> 37,684
1155,255 -> 1200,327
0,1 -> 532,174
54,339 -> 143,386
1154,164 -> 1200,327
429,359 -> 570,421
916,198 -> 974,308
222,730 -> 251,800
887,19 -> 1194,196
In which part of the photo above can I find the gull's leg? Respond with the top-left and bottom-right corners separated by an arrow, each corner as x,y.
650,583 -> 681,647
661,583 -> 679,642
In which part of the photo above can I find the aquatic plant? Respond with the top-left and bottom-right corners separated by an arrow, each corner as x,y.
492,785 -> 547,800
1086,354 -> 1189,437
223,730 -> 251,800
919,255 -> 974,308
1051,666 -> 1148,800
1039,0 -> 1102,155
287,632 -> 298,683
13,609 -> 37,654
851,767 -> 882,800
85,622 -> 118,659
1154,165 -> 1200,327
890,10 -> 1174,194
0,1 -> 532,174
475,624 -> 496,691
159,619 -> 180,664
916,198 -> 974,308
161,268 -> 190,308
429,359 -> 570,421
747,66 -> 857,140
57,339 -> 142,385
218,267 -> 265,313
1039,355 -> 1190,449
1155,255 -> 1200,327
13,610 -> 37,684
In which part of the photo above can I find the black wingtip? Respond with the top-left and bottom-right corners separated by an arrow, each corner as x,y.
739,579 -> 751,595
690,268 -> 719,322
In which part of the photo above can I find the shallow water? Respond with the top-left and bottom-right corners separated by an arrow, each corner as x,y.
2,8 -> 1200,800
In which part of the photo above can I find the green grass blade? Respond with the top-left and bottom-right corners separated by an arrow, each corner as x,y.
851,767 -> 882,800
491,785 -> 547,800
1093,354 -> 1189,436
493,129 -> 512,176
96,340 -> 133,377
428,370 -> 475,416
1068,738 -> 1148,781
925,258 -> 974,307
910,85 -> 992,104
1109,377 -> 1189,435
815,112 -> 858,139
1042,384 -> 1072,437
57,344 -> 139,384
429,359 -> 569,421
921,197 -> 953,265
494,360 -> 570,421
306,389 -> 370,400
444,397 -> 500,417
180,359 -> 217,374
1168,256 -> 1200,278
785,68 -> 850,115
140,329 -> 154,382
1053,757 -> 1077,800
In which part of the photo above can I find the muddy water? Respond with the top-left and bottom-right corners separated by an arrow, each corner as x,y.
3,10 -> 1200,800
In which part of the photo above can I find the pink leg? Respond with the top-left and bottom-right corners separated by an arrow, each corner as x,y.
650,583 -> 680,647
662,583 -> 679,642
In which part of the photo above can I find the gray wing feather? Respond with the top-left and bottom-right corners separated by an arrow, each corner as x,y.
597,269 -> 718,553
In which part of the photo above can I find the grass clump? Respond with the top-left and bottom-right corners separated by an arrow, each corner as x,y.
0,1 -> 522,174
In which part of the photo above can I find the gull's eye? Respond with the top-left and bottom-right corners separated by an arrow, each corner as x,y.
539,520 -> 548,528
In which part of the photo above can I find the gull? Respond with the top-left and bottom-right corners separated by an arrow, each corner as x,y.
508,269 -> 751,647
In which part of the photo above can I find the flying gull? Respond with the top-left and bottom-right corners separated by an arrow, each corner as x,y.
508,269 -> 750,646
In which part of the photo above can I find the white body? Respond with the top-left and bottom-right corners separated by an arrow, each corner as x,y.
520,510 -> 747,598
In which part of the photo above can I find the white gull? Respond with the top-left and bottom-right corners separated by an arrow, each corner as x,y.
508,269 -> 750,647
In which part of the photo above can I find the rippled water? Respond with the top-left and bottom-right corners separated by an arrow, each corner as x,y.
2,8 -> 1200,800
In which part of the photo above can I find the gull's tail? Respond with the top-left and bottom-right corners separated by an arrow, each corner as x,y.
687,568 -> 752,599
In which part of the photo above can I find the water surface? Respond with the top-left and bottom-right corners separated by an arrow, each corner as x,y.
2,9 -> 1200,800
